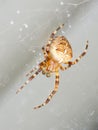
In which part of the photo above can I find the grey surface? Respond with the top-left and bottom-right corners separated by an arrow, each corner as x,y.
0,0 -> 98,130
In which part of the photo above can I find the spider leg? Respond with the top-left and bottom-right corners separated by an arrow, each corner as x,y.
50,24 -> 64,39
67,40 -> 88,65
60,64 -> 72,71
16,68 -> 41,94
26,66 -> 38,77
33,71 -> 59,109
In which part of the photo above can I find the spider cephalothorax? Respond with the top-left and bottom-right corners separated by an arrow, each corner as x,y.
16,24 -> 88,109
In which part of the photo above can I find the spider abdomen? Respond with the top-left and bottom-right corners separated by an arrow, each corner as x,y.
49,36 -> 73,63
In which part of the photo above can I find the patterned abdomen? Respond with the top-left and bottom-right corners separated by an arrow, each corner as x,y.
50,36 -> 73,63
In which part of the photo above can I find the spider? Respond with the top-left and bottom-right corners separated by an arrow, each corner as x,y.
16,24 -> 88,109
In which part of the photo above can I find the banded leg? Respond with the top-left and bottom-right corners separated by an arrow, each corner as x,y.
34,71 -> 59,109
49,24 -> 64,40
67,40 -> 88,65
16,68 -> 41,94
60,64 -> 72,71
26,66 -> 38,77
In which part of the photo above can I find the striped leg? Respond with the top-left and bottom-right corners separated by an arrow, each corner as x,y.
50,24 -> 64,39
16,68 -> 41,94
68,40 -> 88,65
33,71 -> 59,109
60,64 -> 72,71
26,66 -> 38,77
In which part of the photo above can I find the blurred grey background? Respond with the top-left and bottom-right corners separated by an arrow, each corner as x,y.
0,0 -> 98,130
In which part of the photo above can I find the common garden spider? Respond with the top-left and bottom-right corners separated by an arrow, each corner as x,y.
16,24 -> 88,109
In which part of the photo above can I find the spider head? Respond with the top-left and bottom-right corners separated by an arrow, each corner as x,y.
49,36 -> 73,63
